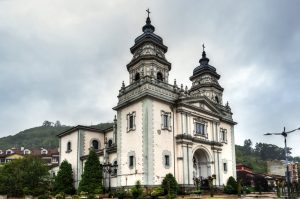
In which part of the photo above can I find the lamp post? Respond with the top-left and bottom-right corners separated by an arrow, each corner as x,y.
264,127 -> 300,199
102,161 -> 118,193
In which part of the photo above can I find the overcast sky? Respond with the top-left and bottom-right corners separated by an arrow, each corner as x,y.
0,0 -> 300,156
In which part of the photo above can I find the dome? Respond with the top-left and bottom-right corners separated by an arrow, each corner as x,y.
190,50 -> 220,81
130,16 -> 168,54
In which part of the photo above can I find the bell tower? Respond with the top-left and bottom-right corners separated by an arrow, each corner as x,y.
114,10 -> 178,187
127,10 -> 171,84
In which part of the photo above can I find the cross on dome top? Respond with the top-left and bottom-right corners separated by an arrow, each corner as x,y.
142,8 -> 155,33
146,8 -> 151,18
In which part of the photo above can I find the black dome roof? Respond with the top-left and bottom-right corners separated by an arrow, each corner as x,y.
130,16 -> 168,54
190,51 -> 220,81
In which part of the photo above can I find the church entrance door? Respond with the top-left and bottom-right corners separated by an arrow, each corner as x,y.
192,148 -> 211,181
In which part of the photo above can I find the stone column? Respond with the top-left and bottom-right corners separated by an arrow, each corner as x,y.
188,144 -> 194,184
113,115 -> 117,145
182,144 -> 189,184
218,151 -> 223,185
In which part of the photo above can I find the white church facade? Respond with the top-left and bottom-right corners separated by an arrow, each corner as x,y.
58,13 -> 237,190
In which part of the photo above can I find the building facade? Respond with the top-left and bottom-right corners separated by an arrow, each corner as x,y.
58,14 -> 237,190
267,160 -> 298,183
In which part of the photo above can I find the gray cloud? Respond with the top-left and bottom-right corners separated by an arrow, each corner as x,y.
0,0 -> 300,155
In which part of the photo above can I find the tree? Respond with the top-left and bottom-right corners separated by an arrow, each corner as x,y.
0,156 -> 49,196
161,173 -> 178,196
78,149 -> 103,194
42,120 -> 52,127
243,139 -> 253,155
254,142 -> 291,161
54,160 -> 75,194
55,121 -> 62,127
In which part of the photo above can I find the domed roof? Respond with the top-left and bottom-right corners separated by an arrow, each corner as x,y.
130,15 -> 168,54
190,50 -> 220,81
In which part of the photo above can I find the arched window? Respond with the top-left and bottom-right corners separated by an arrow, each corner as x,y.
67,141 -> 72,152
24,149 -> 31,155
41,149 -> 48,155
134,73 -> 140,81
6,149 -> 13,155
108,139 -> 113,147
157,72 -> 163,81
92,140 -> 99,150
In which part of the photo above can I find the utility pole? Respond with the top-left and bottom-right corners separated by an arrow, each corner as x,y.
264,126 -> 300,199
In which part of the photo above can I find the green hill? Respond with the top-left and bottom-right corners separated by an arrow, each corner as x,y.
236,139 -> 300,174
0,122 -> 113,149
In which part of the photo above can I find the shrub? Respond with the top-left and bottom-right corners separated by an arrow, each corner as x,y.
254,174 -> 269,192
38,194 -> 50,199
115,188 -> 129,199
224,176 -> 237,194
79,191 -> 88,197
161,173 -> 178,196
191,190 -> 202,194
243,186 -> 253,194
55,192 -> 65,199
150,187 -> 164,198
131,180 -> 144,199
88,193 -> 94,199
72,195 -> 80,199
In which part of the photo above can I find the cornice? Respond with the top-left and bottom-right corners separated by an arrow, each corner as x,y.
57,125 -> 107,138
114,79 -> 178,110
80,146 -> 117,160
127,55 -> 171,70
175,134 -> 223,147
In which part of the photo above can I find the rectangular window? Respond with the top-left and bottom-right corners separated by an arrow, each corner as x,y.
129,156 -> 134,167
163,114 -> 168,129
129,115 -> 134,129
224,163 -> 227,172
220,128 -> 227,143
127,112 -> 136,132
195,122 -> 206,135
165,155 -> 170,166
161,111 -> 171,130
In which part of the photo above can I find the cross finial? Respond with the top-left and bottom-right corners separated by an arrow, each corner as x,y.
146,8 -> 150,18
202,43 -> 205,52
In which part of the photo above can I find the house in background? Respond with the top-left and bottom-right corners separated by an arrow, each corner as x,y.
0,147 -> 59,175
267,160 -> 298,183
236,163 -> 255,187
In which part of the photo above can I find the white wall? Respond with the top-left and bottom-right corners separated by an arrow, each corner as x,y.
60,130 -> 80,187
152,100 -> 175,185
118,101 -> 144,186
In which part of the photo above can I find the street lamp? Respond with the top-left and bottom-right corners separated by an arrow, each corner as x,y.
264,127 -> 300,199
102,161 -> 118,193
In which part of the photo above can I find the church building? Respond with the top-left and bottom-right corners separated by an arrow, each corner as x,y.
58,12 -> 237,190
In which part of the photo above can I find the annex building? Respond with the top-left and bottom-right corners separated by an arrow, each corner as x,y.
58,13 -> 237,190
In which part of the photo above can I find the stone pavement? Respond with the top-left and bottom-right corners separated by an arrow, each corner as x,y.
180,192 -> 300,199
